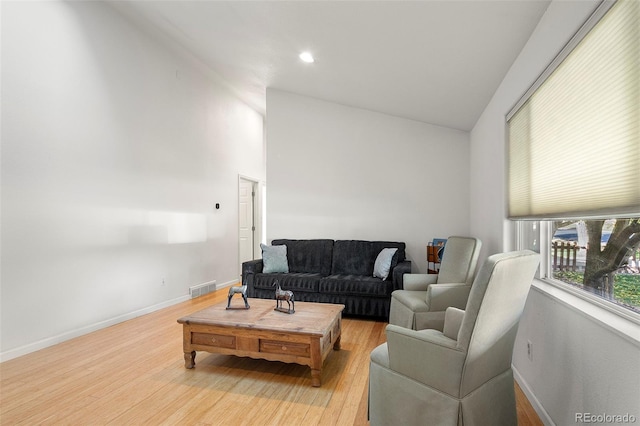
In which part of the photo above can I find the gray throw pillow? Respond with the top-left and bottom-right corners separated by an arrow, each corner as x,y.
373,248 -> 398,280
261,243 -> 289,273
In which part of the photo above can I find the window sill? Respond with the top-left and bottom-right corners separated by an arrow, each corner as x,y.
531,278 -> 640,345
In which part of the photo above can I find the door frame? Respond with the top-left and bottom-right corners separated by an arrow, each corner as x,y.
238,175 -> 264,277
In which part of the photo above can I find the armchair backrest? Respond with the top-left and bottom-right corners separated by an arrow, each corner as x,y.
437,236 -> 482,284
456,250 -> 540,396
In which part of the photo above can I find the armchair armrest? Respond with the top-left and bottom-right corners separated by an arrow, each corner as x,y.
391,260 -> 411,291
425,283 -> 471,311
402,273 -> 438,291
443,307 -> 465,340
385,324 -> 465,395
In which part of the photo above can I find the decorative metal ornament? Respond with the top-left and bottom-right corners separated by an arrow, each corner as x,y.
274,281 -> 295,314
226,284 -> 250,310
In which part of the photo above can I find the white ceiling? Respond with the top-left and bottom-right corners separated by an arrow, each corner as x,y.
111,1 -> 551,131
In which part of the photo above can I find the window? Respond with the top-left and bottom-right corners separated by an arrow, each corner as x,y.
518,219 -> 640,316
508,0 -> 639,316
550,219 -> 639,313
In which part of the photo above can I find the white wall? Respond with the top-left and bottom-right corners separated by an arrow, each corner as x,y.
0,1 -> 265,360
266,89 -> 470,271
514,284 -> 640,425
470,0 -> 640,424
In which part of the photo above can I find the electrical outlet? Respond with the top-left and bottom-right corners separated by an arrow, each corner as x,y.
527,340 -> 533,361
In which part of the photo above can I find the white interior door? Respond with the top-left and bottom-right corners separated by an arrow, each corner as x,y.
239,178 -> 255,269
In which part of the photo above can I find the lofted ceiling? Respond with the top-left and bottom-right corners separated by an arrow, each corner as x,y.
110,1 -> 551,131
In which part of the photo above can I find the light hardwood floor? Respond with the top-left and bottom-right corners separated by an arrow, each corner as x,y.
1,288 -> 542,425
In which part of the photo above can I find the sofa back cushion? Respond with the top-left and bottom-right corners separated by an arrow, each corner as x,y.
331,240 -> 373,276
271,239 -> 334,276
331,240 -> 406,277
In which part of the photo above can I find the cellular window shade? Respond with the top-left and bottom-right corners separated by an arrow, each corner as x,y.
508,0 -> 640,219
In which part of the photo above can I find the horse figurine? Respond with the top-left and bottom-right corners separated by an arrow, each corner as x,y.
226,284 -> 250,309
274,281 -> 295,314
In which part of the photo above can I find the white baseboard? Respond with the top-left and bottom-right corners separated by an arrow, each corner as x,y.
217,279 -> 240,290
2,277 -> 243,362
0,294 -> 190,363
513,365 -> 555,426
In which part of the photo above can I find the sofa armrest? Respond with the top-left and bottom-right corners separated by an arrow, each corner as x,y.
391,260 -> 411,291
242,259 -> 263,275
242,259 -> 263,292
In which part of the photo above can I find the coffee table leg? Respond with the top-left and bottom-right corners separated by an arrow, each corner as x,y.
310,337 -> 322,387
311,369 -> 322,387
334,335 -> 341,350
184,351 -> 196,369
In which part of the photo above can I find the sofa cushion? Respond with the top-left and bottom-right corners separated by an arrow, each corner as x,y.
373,248 -> 398,280
331,240 -> 375,276
319,275 -> 390,297
372,241 -> 406,263
272,239 -> 334,276
260,243 -> 289,273
253,272 -> 322,293
373,241 -> 406,277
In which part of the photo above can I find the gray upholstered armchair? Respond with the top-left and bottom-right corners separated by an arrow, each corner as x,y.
369,250 -> 540,426
389,236 -> 481,331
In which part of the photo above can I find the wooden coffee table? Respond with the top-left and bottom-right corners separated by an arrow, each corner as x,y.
177,298 -> 344,387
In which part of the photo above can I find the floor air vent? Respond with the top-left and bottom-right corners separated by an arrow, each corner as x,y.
189,281 -> 216,298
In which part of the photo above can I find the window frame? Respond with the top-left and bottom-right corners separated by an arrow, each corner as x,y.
516,220 -> 640,325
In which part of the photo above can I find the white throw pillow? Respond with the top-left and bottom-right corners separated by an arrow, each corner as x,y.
261,243 -> 289,273
373,248 -> 398,280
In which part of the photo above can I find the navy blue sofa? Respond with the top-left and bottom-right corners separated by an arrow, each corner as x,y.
242,239 -> 411,318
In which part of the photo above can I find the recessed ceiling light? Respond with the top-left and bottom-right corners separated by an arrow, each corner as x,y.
299,52 -> 315,63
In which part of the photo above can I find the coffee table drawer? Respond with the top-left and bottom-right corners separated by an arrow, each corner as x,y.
260,340 -> 310,357
192,332 -> 236,349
